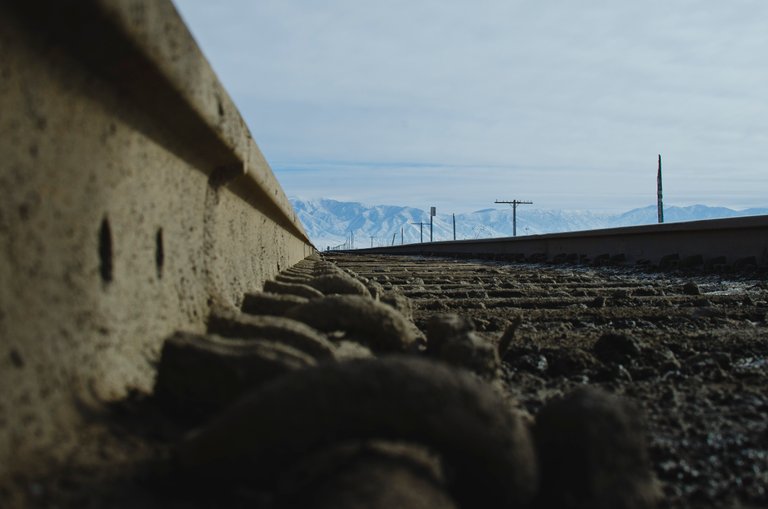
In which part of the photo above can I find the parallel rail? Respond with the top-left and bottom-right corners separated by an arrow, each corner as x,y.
344,215 -> 768,269
1,0 -> 765,504
1,0 -> 313,477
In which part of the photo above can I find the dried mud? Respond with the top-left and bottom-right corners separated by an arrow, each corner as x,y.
2,254 -> 766,508
333,255 -> 768,508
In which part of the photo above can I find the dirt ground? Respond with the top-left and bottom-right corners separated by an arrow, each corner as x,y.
334,255 -> 768,508
2,255 -> 766,508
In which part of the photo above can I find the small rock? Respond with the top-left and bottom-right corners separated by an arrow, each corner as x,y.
241,291 -> 308,317
177,357 -> 538,509
533,387 -> 661,509
594,362 -> 635,384
593,333 -> 644,364
424,314 -> 499,379
438,337 -> 501,380
283,267 -> 316,278
425,314 -> 475,355
589,296 -> 607,308
510,353 -> 549,375
307,274 -> 372,298
682,281 -> 701,296
423,300 -> 449,311
264,280 -> 324,300
334,341 -> 374,361
380,291 -> 414,320
547,348 -> 601,377
207,309 -> 336,360
154,331 -> 315,421
644,347 -> 681,372
365,280 -> 386,300
684,353 -> 727,380
275,273 -> 313,284
287,295 -> 419,353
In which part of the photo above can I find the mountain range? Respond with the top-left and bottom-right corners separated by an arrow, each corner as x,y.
289,198 -> 768,250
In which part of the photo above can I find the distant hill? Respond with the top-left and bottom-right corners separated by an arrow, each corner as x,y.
290,198 -> 768,249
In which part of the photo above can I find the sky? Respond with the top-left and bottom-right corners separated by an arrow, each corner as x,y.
173,0 -> 767,213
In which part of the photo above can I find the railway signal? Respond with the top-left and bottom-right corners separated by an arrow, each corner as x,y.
429,206 -> 436,242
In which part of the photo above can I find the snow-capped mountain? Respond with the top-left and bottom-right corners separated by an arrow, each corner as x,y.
290,198 -> 768,249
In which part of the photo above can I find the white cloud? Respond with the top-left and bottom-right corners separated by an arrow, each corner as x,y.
174,0 -> 768,211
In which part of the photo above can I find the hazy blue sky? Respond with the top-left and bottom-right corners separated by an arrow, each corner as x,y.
173,1 -> 767,213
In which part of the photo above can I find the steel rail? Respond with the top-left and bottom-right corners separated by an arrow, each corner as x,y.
343,215 -> 768,268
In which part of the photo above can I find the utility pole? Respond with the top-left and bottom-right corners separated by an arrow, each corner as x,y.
495,200 -> 533,237
411,222 -> 425,243
452,213 -> 456,240
657,154 -> 664,224
429,207 -> 436,242
370,235 -> 375,248
391,232 -> 397,246
401,227 -> 404,245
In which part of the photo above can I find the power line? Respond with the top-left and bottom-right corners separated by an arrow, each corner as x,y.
657,154 -> 664,224
495,200 -> 533,237
410,222 -> 425,243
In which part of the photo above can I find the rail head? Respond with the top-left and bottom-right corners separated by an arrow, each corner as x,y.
407,215 -> 768,248
5,0 -> 310,244
339,215 -> 768,269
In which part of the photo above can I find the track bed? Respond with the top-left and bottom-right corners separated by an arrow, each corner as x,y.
331,254 -> 768,508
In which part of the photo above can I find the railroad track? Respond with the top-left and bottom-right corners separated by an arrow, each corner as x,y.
1,0 -> 313,489
330,253 -> 768,508
2,252 -> 766,508
346,214 -> 768,271
3,2 -> 767,508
